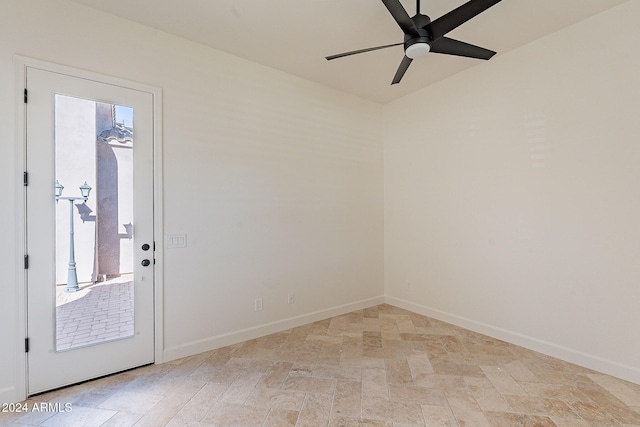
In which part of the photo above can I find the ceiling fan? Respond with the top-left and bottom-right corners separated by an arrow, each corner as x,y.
326,0 -> 502,84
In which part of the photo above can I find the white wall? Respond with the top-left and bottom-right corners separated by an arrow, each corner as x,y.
54,96 -> 96,285
384,1 -> 640,383
0,0 -> 384,402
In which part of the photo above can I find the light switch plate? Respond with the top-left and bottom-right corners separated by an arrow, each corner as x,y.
166,234 -> 187,248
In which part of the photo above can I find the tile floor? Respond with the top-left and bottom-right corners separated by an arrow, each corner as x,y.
3,304 -> 640,426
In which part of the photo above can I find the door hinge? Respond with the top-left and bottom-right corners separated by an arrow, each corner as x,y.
25,338 -> 29,353
24,255 -> 29,269
23,88 -> 28,104
23,171 -> 28,186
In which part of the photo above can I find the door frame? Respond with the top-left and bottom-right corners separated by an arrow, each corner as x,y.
14,56 -> 164,400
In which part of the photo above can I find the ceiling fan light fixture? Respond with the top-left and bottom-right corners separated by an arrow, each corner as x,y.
405,42 -> 431,59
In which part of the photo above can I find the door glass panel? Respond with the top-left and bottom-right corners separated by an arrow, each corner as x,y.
54,95 -> 135,351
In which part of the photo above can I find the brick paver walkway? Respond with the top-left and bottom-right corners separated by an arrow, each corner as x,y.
55,276 -> 134,351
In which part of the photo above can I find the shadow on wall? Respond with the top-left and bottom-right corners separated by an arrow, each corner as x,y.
75,202 -> 95,223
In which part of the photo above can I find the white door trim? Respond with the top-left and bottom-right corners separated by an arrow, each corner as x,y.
14,56 -> 164,401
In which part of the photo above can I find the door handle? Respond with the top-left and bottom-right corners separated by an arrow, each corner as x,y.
141,259 -> 151,267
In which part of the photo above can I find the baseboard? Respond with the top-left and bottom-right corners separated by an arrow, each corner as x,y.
162,296 -> 385,363
385,296 -> 640,385
0,386 -> 17,404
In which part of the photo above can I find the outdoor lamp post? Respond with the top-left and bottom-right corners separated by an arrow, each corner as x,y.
55,180 -> 92,292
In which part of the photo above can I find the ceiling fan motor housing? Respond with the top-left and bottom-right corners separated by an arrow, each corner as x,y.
412,13 -> 432,30
404,14 -> 433,58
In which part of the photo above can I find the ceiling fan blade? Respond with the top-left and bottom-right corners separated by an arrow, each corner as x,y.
427,0 -> 502,41
430,37 -> 496,60
381,0 -> 419,35
326,42 -> 404,61
391,55 -> 413,85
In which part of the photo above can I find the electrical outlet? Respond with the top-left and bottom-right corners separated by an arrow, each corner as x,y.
255,298 -> 263,311
288,293 -> 295,304
406,281 -> 411,290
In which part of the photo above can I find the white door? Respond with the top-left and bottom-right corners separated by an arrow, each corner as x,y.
25,66 -> 155,394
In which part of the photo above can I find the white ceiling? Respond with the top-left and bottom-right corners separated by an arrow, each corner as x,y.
68,0 -> 628,104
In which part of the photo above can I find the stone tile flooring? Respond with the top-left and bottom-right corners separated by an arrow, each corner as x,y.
3,304 -> 640,426
56,276 -> 134,351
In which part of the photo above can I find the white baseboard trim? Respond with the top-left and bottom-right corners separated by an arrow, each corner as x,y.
0,386 -> 17,404
385,296 -> 640,385
162,296 -> 385,363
